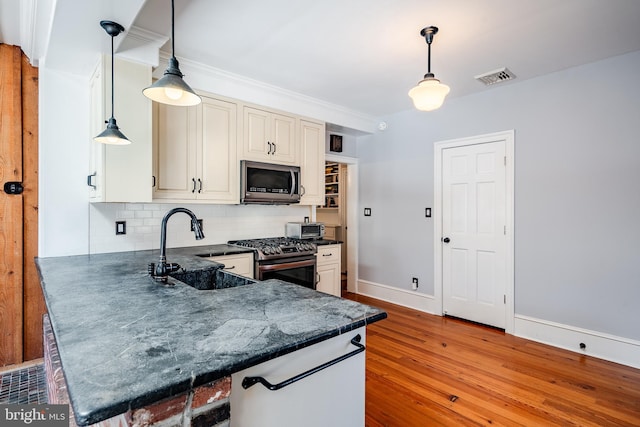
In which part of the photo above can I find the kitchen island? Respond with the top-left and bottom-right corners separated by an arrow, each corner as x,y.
36,245 -> 386,426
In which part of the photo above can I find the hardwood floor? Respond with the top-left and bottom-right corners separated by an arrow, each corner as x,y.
346,293 -> 640,427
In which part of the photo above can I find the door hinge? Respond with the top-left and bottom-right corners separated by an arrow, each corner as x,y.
504,295 -> 506,304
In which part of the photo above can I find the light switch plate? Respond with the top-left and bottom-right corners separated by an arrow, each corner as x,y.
364,208 -> 371,217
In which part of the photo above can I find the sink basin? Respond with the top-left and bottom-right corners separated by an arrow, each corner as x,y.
170,268 -> 256,290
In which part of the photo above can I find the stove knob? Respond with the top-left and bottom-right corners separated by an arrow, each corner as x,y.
263,247 -> 271,255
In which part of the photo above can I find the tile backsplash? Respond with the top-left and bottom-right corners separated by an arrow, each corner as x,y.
89,203 -> 313,254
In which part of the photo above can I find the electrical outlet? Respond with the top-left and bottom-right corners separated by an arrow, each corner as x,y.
412,277 -> 419,290
115,221 -> 126,235
190,219 -> 203,232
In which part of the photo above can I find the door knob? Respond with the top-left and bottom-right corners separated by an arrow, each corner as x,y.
442,237 -> 450,243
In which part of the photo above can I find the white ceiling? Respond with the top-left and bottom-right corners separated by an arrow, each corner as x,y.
2,0 -> 640,117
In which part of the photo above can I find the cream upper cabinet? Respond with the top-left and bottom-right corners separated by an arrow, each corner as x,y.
153,93 -> 239,203
89,56 -> 152,202
241,105 -> 297,165
299,119 -> 325,205
316,244 -> 341,297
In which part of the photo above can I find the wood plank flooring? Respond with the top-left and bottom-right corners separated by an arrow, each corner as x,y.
347,293 -> 640,427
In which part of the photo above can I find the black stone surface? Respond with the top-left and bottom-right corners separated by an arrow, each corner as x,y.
36,244 -> 386,426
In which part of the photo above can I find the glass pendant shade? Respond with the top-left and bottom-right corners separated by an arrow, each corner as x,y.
143,57 -> 201,106
408,76 -> 450,111
94,117 -> 130,145
409,26 -> 449,112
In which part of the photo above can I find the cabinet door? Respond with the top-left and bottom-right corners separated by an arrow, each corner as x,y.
88,63 -> 104,201
198,96 -> 239,202
153,103 -> 197,199
270,112 -> 297,164
241,106 -> 298,165
90,57 -> 153,202
243,106 -> 271,161
299,119 -> 325,205
316,262 -> 340,296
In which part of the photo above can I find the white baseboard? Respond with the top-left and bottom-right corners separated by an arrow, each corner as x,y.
357,279 -> 438,314
515,314 -> 640,370
357,280 -> 640,370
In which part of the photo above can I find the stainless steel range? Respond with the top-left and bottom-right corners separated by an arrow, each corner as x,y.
229,237 -> 317,289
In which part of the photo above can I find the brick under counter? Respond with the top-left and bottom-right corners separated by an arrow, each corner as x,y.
44,314 -> 231,427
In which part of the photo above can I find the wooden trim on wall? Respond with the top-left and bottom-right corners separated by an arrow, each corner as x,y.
0,44 -> 25,365
21,49 -> 43,361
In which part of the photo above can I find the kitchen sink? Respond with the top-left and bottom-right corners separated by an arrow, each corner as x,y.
170,268 -> 256,290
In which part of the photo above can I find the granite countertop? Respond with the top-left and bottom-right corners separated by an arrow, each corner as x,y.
36,244 -> 386,426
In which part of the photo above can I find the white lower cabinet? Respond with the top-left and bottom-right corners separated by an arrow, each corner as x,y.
230,327 -> 365,427
205,253 -> 254,278
316,244 -> 341,296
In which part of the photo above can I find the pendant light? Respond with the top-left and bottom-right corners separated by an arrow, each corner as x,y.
408,26 -> 450,112
94,20 -> 130,145
143,0 -> 201,106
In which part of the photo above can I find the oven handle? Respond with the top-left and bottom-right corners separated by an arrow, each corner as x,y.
259,258 -> 315,272
242,334 -> 364,391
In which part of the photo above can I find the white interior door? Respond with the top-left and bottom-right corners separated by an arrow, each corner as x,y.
442,140 -> 507,328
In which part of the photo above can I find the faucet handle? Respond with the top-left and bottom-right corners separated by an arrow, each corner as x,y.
166,263 -> 181,274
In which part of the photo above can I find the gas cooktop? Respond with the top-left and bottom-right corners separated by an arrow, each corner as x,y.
228,237 -> 317,261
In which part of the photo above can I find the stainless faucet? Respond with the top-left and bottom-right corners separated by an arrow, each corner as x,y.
149,207 -> 204,283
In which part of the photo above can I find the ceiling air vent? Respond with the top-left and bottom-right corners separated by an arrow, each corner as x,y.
474,67 -> 516,86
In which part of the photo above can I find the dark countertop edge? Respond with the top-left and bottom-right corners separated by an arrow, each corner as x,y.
74,311 -> 387,426
311,239 -> 342,245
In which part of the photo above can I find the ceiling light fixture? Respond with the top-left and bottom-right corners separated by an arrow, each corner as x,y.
408,26 -> 450,112
94,20 -> 131,145
143,0 -> 201,106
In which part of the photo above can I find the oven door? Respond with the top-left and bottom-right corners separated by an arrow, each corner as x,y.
258,256 -> 317,290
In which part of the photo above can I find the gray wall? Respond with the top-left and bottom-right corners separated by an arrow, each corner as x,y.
357,50 -> 640,341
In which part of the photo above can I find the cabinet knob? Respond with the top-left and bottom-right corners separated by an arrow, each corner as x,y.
443,237 -> 450,243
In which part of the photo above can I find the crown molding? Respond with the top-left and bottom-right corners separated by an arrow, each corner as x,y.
117,25 -> 169,67
156,51 -> 376,133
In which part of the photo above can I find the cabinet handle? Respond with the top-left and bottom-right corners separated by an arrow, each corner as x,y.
322,253 -> 333,257
198,178 -> 203,193
152,176 -> 156,187
87,172 -> 97,189
272,142 -> 276,155
192,178 -> 196,193
300,185 -> 306,196
315,272 -> 320,284
267,141 -> 272,155
225,265 -> 236,270
242,334 -> 365,391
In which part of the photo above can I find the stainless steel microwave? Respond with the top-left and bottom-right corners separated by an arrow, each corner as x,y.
285,222 -> 325,239
240,160 -> 301,204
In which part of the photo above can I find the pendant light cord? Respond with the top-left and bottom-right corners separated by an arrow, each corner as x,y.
171,0 -> 176,60
110,33 -> 115,119
427,41 -> 431,74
